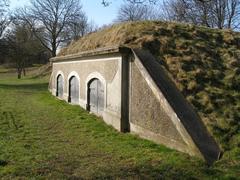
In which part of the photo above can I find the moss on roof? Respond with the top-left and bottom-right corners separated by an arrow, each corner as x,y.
59,21 -> 240,152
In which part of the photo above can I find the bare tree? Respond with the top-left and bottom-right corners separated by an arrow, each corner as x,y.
0,0 -> 10,38
102,0 -> 159,6
213,0 -> 240,29
102,0 -> 215,7
116,1 -> 156,22
17,0 -> 87,57
226,0 -> 240,29
162,0 -> 240,30
162,0 -> 211,25
87,20 -> 99,33
5,21 -> 47,78
67,12 -> 98,42
68,12 -> 89,41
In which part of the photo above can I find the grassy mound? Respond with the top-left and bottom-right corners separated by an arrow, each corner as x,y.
32,63 -> 52,78
59,21 -> 240,152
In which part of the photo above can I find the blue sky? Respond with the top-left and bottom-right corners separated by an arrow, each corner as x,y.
10,0 -> 123,26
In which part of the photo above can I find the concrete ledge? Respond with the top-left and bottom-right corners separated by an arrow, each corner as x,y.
63,93 -> 68,102
51,88 -> 56,96
79,99 -> 86,109
103,110 -> 121,131
51,46 -> 131,63
130,123 -> 194,154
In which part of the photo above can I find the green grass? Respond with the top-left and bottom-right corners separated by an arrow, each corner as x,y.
0,72 -> 239,179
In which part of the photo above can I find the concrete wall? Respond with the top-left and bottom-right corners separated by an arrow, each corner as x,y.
129,62 -> 191,152
50,54 -> 123,130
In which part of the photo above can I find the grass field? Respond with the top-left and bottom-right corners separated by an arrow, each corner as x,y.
0,70 -> 239,179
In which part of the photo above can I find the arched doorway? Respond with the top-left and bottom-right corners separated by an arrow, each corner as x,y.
68,76 -> 79,104
56,74 -> 63,98
87,78 -> 104,115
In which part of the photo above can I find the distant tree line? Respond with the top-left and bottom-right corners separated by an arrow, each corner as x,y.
0,0 -> 97,78
115,2 -> 157,22
0,0 -> 10,38
162,0 -> 240,30
114,0 -> 240,31
1,0 -> 240,78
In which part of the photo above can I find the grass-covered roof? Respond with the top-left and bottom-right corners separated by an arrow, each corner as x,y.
59,21 -> 240,152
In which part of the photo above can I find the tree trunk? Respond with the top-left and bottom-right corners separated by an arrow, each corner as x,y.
51,50 -> 56,57
23,61 -> 26,76
23,67 -> 26,76
17,67 -> 22,79
51,39 -> 57,57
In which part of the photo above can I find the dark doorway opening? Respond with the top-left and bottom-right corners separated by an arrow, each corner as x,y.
56,74 -> 63,98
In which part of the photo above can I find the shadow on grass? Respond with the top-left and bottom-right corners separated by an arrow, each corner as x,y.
0,83 -> 48,92
0,70 -> 17,74
0,160 -> 8,167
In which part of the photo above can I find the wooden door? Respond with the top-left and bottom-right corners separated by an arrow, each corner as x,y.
57,75 -> 63,98
88,79 -> 104,115
97,80 -> 104,113
89,79 -> 98,113
69,76 -> 79,104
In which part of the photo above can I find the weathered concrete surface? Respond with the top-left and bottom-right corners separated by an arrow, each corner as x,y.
131,49 -> 221,164
50,51 -> 123,131
130,62 -> 186,140
52,58 -> 119,100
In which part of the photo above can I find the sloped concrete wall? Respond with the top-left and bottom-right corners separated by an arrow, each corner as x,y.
130,62 -> 189,152
130,49 -> 221,164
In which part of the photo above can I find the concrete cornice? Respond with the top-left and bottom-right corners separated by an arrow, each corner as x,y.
50,46 -> 131,63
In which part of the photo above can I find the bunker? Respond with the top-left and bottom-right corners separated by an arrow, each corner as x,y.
49,46 -> 221,164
